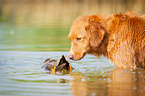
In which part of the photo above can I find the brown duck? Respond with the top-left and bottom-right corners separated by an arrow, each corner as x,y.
41,55 -> 73,74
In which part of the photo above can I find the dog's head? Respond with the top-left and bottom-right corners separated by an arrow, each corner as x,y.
68,15 -> 106,60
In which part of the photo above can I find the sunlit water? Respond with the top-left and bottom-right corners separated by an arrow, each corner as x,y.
0,1 -> 145,95
0,51 -> 145,96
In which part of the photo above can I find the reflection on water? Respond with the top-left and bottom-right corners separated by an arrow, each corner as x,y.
108,69 -> 145,96
71,69 -> 145,96
0,51 -> 145,96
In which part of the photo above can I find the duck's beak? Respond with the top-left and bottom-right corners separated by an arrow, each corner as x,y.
51,65 -> 56,75
69,64 -> 72,72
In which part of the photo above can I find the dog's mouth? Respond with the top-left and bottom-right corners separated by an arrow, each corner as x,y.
76,52 -> 87,60
82,52 -> 87,58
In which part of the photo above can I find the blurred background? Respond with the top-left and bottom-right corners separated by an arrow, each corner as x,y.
0,0 -> 145,51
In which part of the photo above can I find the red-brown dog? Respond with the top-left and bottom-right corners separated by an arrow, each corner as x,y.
68,11 -> 145,69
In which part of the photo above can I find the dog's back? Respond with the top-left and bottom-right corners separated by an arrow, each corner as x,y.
107,13 -> 145,68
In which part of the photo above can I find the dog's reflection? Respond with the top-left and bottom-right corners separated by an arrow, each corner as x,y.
70,69 -> 145,96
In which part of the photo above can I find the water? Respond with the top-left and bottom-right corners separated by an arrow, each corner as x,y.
0,51 -> 145,96
0,1 -> 145,95
0,23 -> 70,51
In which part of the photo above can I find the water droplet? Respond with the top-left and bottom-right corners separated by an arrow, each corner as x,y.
107,78 -> 112,82
138,72 -> 141,73
140,90 -> 143,93
132,86 -> 136,90
102,75 -> 105,77
10,30 -> 14,35
81,78 -> 85,81
91,93 -> 96,96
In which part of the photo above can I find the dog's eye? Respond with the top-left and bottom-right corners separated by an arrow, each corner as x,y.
77,38 -> 81,41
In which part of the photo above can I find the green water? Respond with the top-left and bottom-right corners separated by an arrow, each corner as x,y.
0,23 -> 70,51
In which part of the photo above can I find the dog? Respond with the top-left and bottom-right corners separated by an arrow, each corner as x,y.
68,11 -> 145,69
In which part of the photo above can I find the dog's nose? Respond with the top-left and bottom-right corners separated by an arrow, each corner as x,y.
68,55 -> 74,60
69,48 -> 74,60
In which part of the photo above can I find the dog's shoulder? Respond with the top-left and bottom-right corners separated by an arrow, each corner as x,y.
107,12 -> 145,51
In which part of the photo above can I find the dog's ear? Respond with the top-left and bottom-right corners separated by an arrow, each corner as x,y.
85,23 -> 105,47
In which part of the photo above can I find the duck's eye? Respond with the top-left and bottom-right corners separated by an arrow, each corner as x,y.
77,38 -> 81,40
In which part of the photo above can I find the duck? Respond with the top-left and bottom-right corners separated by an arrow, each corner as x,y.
41,55 -> 73,74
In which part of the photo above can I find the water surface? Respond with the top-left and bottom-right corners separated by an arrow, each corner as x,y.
0,1 -> 145,96
0,51 -> 145,96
